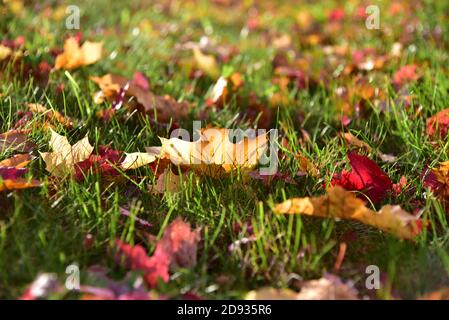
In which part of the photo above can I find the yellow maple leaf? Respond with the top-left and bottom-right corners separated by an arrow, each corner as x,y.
159,128 -> 268,177
123,129 -> 268,177
192,47 -> 220,79
55,37 -> 102,70
274,186 -> 422,240
39,129 -> 93,177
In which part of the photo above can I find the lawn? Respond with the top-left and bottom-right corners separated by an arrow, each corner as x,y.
0,0 -> 449,300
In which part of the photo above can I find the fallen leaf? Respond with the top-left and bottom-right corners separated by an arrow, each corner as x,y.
0,154 -> 41,192
55,37 -> 102,70
274,186 -> 422,239
340,132 -> 371,152
426,108 -> 449,138
116,218 -> 200,287
331,152 -> 393,203
0,130 -> 36,152
121,147 -> 161,170
159,128 -> 268,177
245,274 -> 358,300
40,129 -> 93,177
0,44 -> 12,61
27,103 -> 73,128
74,145 -> 122,182
152,168 -> 189,194
0,153 -> 32,168
393,64 -> 419,88
192,47 -> 220,79
19,273 -> 61,300
91,74 -> 190,123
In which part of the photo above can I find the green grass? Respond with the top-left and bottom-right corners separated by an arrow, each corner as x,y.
1,0 -> 449,299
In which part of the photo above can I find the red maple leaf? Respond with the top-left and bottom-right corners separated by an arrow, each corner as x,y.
331,152 -> 393,203
74,145 -> 122,182
115,218 -> 200,287
393,64 -> 419,88
426,108 -> 449,139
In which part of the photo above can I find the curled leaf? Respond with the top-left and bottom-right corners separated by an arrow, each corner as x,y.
274,186 -> 422,240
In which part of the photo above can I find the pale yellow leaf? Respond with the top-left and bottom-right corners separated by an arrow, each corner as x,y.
39,129 -> 93,177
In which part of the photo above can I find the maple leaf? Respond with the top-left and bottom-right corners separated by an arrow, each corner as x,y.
115,218 -> 200,287
74,145 -> 123,182
55,37 -> 102,70
274,186 -> 422,240
393,64 -> 419,88
40,129 -> 93,177
331,152 -> 393,203
0,153 -> 41,192
424,161 -> 449,200
159,128 -> 268,177
123,129 -> 268,178
426,108 -> 449,138
91,74 -> 190,123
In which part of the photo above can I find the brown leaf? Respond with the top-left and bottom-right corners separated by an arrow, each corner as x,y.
27,103 -> 73,128
245,274 -> 358,300
91,74 -> 190,123
0,130 -> 36,152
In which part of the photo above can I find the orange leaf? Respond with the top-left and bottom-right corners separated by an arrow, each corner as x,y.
55,37 -> 102,70
274,186 -> 422,240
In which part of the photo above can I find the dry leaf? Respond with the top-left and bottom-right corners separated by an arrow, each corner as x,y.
192,47 -> 220,79
121,147 -> 161,170
91,74 -> 190,123
0,178 -> 41,192
151,168 -> 189,194
0,44 -> 12,61
0,130 -> 36,152
159,128 -> 268,177
55,37 -> 102,70
340,132 -> 371,152
274,186 -> 422,239
27,103 -> 73,128
245,274 -> 358,300
39,129 -> 93,177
